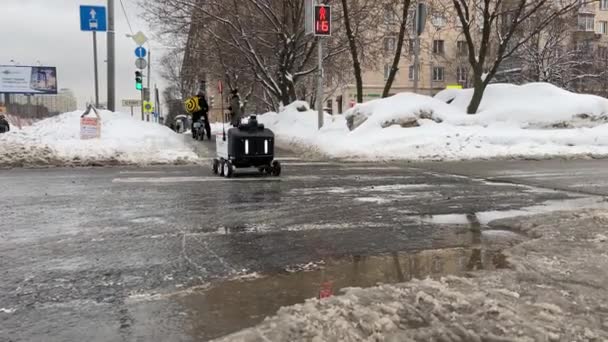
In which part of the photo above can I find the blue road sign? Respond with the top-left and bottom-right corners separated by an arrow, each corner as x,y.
135,46 -> 147,58
80,5 -> 107,32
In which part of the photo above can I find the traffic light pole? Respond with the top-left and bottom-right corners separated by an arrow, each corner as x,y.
317,38 -> 323,130
140,88 -> 144,121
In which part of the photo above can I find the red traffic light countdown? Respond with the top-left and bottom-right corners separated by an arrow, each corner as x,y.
314,5 -> 331,36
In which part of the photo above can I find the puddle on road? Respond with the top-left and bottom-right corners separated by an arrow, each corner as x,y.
172,242 -> 513,341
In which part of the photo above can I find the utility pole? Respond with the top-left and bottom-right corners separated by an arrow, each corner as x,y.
413,0 -> 420,94
93,31 -> 99,107
107,0 -> 115,111
147,50 -> 151,91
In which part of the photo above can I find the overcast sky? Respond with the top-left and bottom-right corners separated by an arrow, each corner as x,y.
0,0 -> 169,111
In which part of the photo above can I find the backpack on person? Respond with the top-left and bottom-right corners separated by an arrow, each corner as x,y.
184,96 -> 201,114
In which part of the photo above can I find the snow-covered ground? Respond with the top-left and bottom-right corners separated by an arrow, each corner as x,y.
0,110 -> 199,167
256,83 -> 608,161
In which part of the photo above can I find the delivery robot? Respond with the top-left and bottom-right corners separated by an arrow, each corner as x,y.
213,115 -> 281,178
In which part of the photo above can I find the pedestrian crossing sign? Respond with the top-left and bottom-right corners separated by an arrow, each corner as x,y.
143,101 -> 154,113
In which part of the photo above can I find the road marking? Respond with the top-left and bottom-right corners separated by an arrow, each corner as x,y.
113,176 -> 281,183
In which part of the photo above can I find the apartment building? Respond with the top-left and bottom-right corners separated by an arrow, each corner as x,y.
324,1 -> 469,115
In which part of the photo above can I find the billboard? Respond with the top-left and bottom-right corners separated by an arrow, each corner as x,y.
0,65 -> 58,94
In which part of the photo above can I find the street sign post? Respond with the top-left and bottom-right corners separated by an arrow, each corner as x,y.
80,5 -> 107,109
130,31 -> 148,46
80,6 -> 107,32
122,99 -> 141,107
122,99 -> 141,117
135,46 -> 147,58
135,58 -> 147,70
144,101 -> 154,121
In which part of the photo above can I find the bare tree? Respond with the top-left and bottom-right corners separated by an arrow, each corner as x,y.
447,0 -> 592,114
145,0 -> 351,109
340,0 -> 366,103
516,15 -> 595,88
382,0 -> 413,97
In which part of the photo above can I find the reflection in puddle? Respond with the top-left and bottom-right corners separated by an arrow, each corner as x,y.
175,245 -> 510,341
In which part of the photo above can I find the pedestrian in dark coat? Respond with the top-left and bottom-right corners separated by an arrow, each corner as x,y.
229,89 -> 242,127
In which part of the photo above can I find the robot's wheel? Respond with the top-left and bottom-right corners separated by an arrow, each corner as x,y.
223,161 -> 234,178
212,159 -> 219,175
271,160 -> 281,177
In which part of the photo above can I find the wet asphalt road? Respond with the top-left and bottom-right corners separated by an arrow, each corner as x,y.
3,143 -> 608,341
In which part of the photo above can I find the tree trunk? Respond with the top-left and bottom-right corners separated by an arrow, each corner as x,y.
467,78 -> 486,114
382,0 -> 411,98
341,0 -> 363,103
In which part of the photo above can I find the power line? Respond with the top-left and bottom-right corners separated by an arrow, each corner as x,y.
119,0 -> 134,34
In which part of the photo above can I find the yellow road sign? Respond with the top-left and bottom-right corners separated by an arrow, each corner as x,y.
143,101 -> 154,113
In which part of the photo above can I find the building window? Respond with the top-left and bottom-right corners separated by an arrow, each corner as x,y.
407,9 -> 416,32
384,5 -> 397,24
408,39 -> 416,55
408,65 -> 417,81
326,99 -> 333,114
576,41 -> 593,56
433,67 -> 445,82
599,21 -> 608,34
457,66 -> 468,83
598,46 -> 608,59
578,14 -> 595,31
384,37 -> 396,52
433,40 -> 445,55
457,41 -> 468,56
601,0 -> 608,10
384,64 -> 391,80
431,14 -> 446,28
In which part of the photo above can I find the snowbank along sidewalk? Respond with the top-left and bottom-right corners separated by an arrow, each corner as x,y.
0,110 -> 199,167
217,209 -> 608,341
256,83 -> 608,161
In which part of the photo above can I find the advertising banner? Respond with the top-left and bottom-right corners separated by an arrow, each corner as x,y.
0,65 -> 58,94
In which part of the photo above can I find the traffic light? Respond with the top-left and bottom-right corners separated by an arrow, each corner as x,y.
209,95 -> 214,108
135,71 -> 143,90
314,5 -> 331,36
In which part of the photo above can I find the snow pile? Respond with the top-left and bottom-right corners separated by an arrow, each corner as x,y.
0,110 -> 199,167
254,83 -> 608,161
345,93 -> 463,131
436,83 -> 608,128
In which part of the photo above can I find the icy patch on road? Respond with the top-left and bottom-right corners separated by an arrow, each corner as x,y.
419,196 -> 608,226
355,197 -> 393,204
